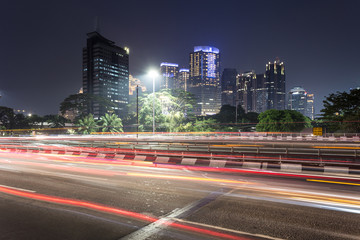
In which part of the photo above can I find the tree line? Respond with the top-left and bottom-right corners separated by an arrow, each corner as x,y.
1,88 -> 359,134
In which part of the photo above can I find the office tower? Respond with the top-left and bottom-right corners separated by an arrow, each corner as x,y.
221,68 -> 237,106
306,93 -> 314,120
237,71 -> 256,113
189,46 -> 221,115
288,86 -> 307,116
178,68 -> 189,91
160,62 -> 178,90
265,60 -> 286,110
254,73 -> 267,113
83,31 -> 129,119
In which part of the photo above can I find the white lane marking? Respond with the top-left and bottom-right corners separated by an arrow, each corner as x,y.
120,204 -> 196,240
121,189 -> 228,240
173,218 -> 284,240
0,184 -> 36,193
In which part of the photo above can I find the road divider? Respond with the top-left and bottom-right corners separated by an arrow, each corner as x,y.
1,146 -> 360,178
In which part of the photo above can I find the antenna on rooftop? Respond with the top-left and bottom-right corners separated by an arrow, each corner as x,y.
94,16 -> 100,33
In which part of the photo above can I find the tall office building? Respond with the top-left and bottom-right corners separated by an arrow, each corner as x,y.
265,60 -> 286,110
160,62 -> 178,90
254,73 -> 267,113
288,87 -> 307,115
288,86 -> 315,120
83,31 -> 129,119
306,93 -> 314,120
178,68 -> 189,91
236,71 -> 267,113
237,71 -> 256,113
221,68 -> 237,106
189,46 -> 221,115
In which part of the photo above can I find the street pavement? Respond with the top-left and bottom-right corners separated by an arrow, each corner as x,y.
0,151 -> 359,240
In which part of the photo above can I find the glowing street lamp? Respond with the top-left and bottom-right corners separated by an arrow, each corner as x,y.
149,70 -> 158,134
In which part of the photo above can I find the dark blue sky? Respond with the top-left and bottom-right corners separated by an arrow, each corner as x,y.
1,0 -> 360,116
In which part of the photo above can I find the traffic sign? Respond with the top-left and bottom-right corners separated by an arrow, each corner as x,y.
313,127 -> 323,136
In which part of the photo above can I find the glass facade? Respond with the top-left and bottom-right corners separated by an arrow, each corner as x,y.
265,60 -> 286,110
83,31 -> 129,119
178,69 -> 189,91
221,68 -> 237,107
189,46 -> 221,115
160,62 -> 179,90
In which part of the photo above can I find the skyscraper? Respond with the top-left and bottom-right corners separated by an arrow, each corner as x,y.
178,68 -> 189,91
306,93 -> 314,120
288,86 -> 315,120
83,31 -> 129,119
160,62 -> 178,90
288,86 -> 307,115
189,46 -> 221,115
254,73 -> 267,113
265,60 -> 286,110
237,71 -> 255,113
221,68 -> 237,106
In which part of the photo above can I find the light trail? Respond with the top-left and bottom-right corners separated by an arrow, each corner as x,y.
306,179 -> 360,186
0,186 -> 248,240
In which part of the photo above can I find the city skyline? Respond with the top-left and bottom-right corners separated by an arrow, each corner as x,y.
1,0 -> 360,116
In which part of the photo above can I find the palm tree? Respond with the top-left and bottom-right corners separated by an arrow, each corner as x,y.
77,114 -> 98,134
98,113 -> 123,133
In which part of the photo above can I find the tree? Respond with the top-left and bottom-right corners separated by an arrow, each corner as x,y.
98,113 -> 123,133
256,109 -> 308,132
321,89 -> 360,133
0,106 -> 15,129
138,90 -> 196,132
60,93 -> 116,121
43,115 -> 67,128
77,114 -> 98,134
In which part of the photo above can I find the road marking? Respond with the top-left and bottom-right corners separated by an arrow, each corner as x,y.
173,218 -> 283,240
306,179 -> 360,186
121,188 -> 237,240
0,184 -> 35,193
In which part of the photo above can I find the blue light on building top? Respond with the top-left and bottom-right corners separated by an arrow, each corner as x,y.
194,46 -> 219,54
179,68 -> 189,72
160,62 -> 179,67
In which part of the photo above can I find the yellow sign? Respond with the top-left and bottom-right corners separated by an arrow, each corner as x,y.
313,127 -> 323,136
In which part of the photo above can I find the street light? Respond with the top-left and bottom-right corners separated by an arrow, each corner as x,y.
149,70 -> 158,134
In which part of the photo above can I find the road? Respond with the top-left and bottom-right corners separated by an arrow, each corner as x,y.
0,150 -> 360,240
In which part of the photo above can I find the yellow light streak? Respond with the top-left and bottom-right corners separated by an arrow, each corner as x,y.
306,179 -> 360,186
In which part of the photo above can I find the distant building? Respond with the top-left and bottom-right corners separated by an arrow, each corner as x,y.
237,71 -> 256,113
265,60 -> 286,110
221,68 -> 237,107
305,93 -> 314,120
254,73 -> 267,113
160,62 -> 178,90
236,71 -> 267,113
178,68 -> 189,91
189,46 -> 221,115
288,86 -> 307,115
288,86 -> 315,120
82,31 -> 129,119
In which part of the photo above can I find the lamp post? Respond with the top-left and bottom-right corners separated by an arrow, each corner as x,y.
149,70 -> 158,134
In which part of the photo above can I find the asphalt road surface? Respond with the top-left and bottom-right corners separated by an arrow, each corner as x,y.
0,150 -> 359,240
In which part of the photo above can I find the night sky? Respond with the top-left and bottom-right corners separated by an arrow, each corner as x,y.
1,0 -> 360,116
